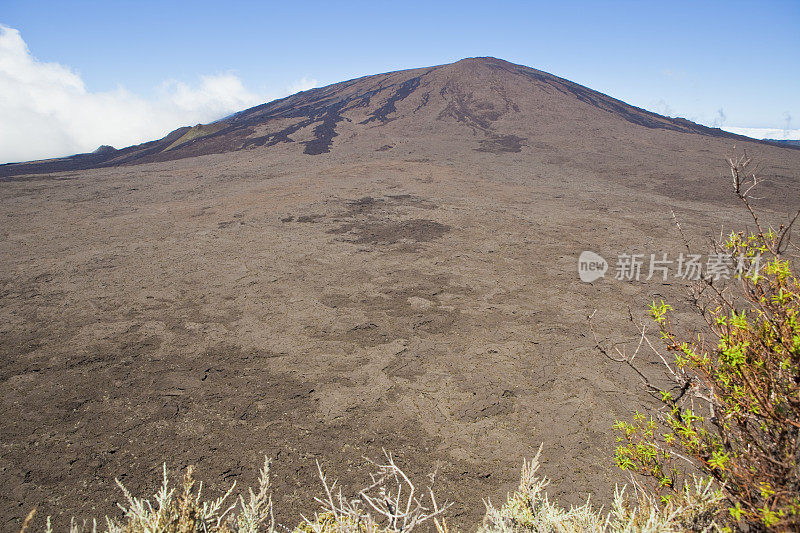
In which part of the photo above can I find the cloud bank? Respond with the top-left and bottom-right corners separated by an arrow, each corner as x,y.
0,25 -> 317,163
721,127 -> 800,141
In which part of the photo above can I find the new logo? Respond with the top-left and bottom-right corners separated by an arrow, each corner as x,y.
578,251 -> 608,282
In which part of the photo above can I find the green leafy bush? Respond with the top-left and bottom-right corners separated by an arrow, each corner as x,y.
605,153 -> 800,531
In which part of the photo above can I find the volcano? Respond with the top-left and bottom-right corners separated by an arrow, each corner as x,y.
2,58 -> 800,530
2,57 -> 796,179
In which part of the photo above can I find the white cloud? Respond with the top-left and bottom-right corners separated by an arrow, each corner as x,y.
0,25 -> 318,163
648,99 -> 674,117
721,126 -> 800,141
645,97 -> 797,141
711,108 -> 726,128
286,77 -> 319,95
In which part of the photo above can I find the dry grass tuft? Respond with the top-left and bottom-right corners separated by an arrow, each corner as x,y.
296,450 -> 450,533
36,457 -> 274,533
478,445 -> 724,533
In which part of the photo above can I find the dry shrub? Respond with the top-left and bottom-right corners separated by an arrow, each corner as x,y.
479,445 -> 723,533
296,450 -> 450,533
33,457 -> 274,533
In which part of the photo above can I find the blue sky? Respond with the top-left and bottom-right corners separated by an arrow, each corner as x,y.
1,0 -> 798,162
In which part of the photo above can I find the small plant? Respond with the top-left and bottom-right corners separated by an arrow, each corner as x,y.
111,456 -> 274,533
29,457 -> 275,533
478,444 -> 608,532
478,444 -> 723,532
297,450 -> 451,533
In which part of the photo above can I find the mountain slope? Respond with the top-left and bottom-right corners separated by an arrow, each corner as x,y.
0,57 -> 789,178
